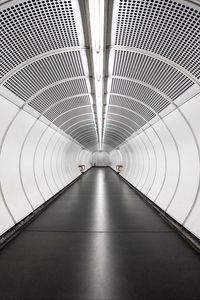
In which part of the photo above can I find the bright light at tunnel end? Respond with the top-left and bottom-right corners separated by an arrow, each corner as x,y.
88,0 -> 104,152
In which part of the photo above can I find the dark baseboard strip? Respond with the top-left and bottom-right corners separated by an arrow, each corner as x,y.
113,169 -> 200,254
92,166 -> 108,168
0,169 -> 90,250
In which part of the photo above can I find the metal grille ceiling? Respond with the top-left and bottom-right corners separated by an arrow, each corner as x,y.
3,52 -> 85,101
1,0 -> 200,153
113,51 -> 194,100
29,79 -> 88,112
0,0 -> 98,151
1,0 -> 79,78
115,0 -> 200,79
109,95 -> 156,121
111,78 -> 170,112
103,0 -> 200,152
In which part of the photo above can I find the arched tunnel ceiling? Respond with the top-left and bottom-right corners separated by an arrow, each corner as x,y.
0,0 -> 200,153
103,0 -> 200,152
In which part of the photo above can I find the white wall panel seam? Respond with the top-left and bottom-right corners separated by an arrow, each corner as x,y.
0,107 -> 28,223
131,140 -> 142,186
146,125 -> 167,200
156,119 -> 181,207
55,137 -> 67,188
56,136 -> 77,187
126,144 -> 135,181
18,118 -> 38,210
174,109 -> 200,225
46,131 -> 61,191
108,109 -> 157,189
33,125 -> 54,198
58,139 -> 70,186
44,128 -> 62,191
50,135 -> 65,189
141,132 -> 157,192
109,106 -> 159,193
124,145 -> 135,181
137,129 -> 157,195
110,104 -> 182,203
135,135 -> 150,188
137,134 -> 151,190
132,138 -> 144,187
155,92 -> 200,218
63,141 -> 74,182
20,120 -> 49,202
60,142 -> 71,185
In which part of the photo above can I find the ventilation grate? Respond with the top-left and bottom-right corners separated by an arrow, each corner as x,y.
54,107 -> 92,129
29,79 -> 88,113
3,52 -> 85,101
62,114 -> 94,131
43,96 -> 91,122
110,95 -> 156,121
74,131 -> 97,142
104,133 -> 124,146
1,0 -> 79,78
111,78 -> 169,112
80,138 -> 98,149
67,122 -> 95,135
113,50 -> 194,100
107,113 -> 138,131
105,120 -> 135,134
81,138 -> 98,145
108,106 -> 146,127
115,0 -> 200,79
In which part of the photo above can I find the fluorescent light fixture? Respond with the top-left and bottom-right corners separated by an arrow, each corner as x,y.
88,0 -> 104,152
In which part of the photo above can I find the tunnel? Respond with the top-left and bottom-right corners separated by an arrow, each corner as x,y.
0,0 -> 200,299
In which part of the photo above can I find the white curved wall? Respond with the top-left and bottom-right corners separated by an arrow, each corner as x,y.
0,95 -> 92,236
110,93 -> 200,239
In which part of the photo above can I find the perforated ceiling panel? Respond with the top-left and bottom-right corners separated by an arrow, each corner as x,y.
113,51 -> 194,100
111,78 -> 169,112
3,52 -> 85,100
0,0 -> 98,151
103,0 -> 200,152
29,79 -> 88,112
1,0 -> 199,152
1,0 -> 79,78
115,0 -> 200,79
45,97 -> 91,123
108,106 -> 146,127
109,95 -> 156,121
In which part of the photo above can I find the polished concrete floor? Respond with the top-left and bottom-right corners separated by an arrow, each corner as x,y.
0,168 -> 200,300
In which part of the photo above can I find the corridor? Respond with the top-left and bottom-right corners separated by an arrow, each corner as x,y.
0,168 -> 199,300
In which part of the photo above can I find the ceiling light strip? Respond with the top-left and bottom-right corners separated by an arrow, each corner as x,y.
88,0 -> 105,151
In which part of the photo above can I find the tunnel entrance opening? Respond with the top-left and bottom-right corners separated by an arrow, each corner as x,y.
91,151 -> 110,167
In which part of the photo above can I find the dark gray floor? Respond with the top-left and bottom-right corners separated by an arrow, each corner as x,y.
0,168 -> 200,300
